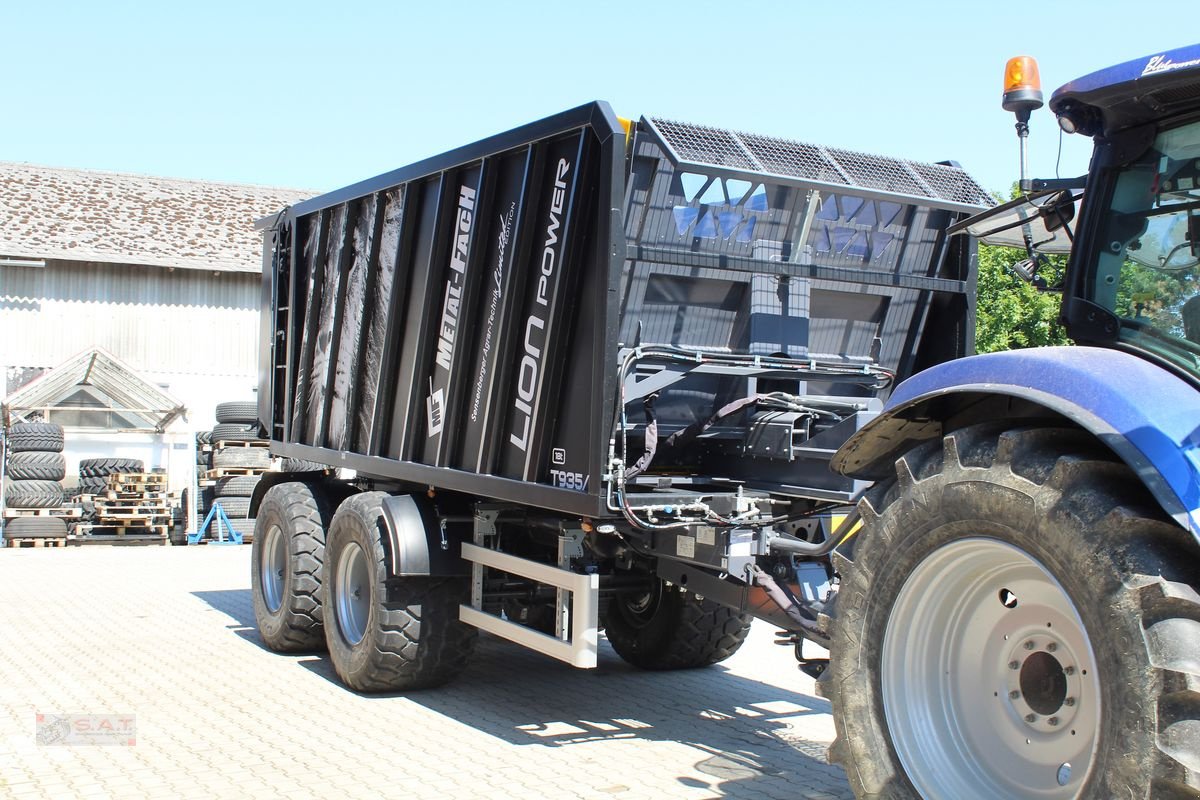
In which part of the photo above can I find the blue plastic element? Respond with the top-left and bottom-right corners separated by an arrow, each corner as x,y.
1050,43 -> 1200,114
793,562 -> 831,603
186,501 -> 244,546
883,346 -> 1200,540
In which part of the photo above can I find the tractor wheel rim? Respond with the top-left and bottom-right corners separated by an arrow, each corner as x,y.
881,537 -> 1101,798
261,523 -> 286,614
335,541 -> 371,646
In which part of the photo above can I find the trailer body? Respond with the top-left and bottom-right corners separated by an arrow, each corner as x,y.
258,102 -> 986,523
248,101 -> 989,715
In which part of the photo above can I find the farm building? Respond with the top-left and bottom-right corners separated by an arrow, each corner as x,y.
0,161 -> 313,491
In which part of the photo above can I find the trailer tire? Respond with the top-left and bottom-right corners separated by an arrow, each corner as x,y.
214,497 -> 250,519
6,451 -> 66,481
822,424 -> 1200,800
4,480 -> 64,509
6,423 -> 64,453
212,447 -> 270,469
603,578 -> 752,670
215,475 -> 260,498
3,516 -> 68,538
214,401 -> 258,424
281,457 -> 327,473
251,482 -> 329,652
323,491 -> 476,692
210,423 -> 261,443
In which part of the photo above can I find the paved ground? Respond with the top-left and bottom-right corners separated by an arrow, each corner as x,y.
0,545 -> 852,799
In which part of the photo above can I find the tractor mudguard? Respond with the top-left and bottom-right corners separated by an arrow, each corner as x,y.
832,346 -> 1200,541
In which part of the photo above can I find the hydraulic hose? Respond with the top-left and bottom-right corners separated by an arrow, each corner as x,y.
767,505 -> 861,557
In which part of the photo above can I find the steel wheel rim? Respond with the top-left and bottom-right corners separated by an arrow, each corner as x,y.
882,537 -> 1101,798
335,541 -> 371,646
261,523 -> 286,614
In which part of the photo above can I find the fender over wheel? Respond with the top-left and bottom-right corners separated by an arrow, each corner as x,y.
322,492 -> 475,692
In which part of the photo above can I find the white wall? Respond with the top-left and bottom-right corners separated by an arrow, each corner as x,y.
2,259 -> 265,435
62,428 -> 196,495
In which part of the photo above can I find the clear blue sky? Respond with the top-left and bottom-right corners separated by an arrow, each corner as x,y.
4,2 -> 1195,198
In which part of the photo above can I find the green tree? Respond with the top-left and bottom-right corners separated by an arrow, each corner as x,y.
975,243 -> 1071,353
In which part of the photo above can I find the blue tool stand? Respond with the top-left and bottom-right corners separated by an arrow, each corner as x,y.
187,502 -> 243,546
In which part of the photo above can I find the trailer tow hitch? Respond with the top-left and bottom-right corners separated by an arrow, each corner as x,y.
751,564 -> 831,678
774,631 -> 830,679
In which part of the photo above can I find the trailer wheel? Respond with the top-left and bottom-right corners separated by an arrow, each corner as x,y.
603,578 -> 752,669
823,424 -> 1200,800
251,482 -> 329,652
323,491 -> 475,692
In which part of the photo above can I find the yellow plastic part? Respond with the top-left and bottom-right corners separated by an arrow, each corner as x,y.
617,116 -> 634,146
830,513 -> 863,544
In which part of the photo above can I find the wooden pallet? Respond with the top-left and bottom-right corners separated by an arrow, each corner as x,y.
74,522 -> 170,537
211,440 -> 270,449
203,467 -> 267,479
97,489 -> 169,501
94,501 -> 169,513
93,513 -> 171,525
5,537 -> 68,548
3,507 -> 82,519
69,532 -> 167,546
107,473 -> 168,492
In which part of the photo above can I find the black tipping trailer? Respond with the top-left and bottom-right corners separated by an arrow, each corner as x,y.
251,101 -> 990,687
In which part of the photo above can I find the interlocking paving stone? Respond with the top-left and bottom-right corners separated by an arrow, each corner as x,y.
0,546 -> 852,799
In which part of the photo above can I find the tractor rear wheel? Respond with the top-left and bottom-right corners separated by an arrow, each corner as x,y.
823,424 -> 1200,799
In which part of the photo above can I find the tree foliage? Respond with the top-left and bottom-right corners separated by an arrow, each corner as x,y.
975,243 -> 1071,353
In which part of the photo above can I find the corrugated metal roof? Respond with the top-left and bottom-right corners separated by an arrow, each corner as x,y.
0,162 -> 315,273
4,347 -> 187,431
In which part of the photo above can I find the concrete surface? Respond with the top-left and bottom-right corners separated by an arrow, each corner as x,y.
0,546 -> 852,799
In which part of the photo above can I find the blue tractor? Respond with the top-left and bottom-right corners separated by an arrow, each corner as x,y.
822,46 -> 1200,798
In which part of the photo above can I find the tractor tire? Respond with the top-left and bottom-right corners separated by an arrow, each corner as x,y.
215,475 -> 260,498
4,480 -> 64,509
3,516 -> 68,538
7,423 -> 64,453
76,476 -> 108,497
603,578 -> 752,669
212,447 -> 270,469
78,458 -> 144,478
210,423 -> 261,443
821,424 -> 1200,800
214,401 -> 258,424
251,482 -> 330,651
323,491 -> 476,692
6,451 -> 66,481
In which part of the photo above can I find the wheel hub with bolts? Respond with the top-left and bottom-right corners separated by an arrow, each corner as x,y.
882,537 -> 1101,798
335,541 -> 371,647
260,523 -> 286,614
1005,633 -> 1084,735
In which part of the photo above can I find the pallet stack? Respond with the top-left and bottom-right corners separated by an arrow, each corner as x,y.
76,472 -> 171,544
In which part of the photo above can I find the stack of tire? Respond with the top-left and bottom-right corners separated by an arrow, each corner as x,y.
77,457 -> 145,497
208,400 -> 266,543
3,422 -> 67,544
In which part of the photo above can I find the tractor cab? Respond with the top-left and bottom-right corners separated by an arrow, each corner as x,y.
956,45 -> 1200,385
